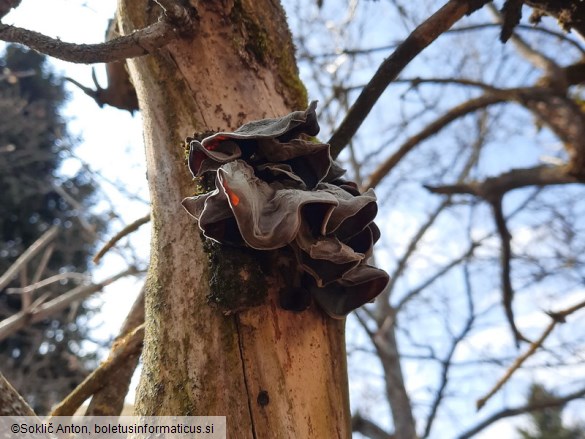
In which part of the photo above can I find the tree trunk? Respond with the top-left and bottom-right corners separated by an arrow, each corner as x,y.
117,1 -> 351,437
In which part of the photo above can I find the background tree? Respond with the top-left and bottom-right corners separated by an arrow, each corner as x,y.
517,384 -> 585,439
0,45 -> 105,414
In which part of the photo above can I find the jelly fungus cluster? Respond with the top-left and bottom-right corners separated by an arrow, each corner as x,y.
182,102 -> 389,318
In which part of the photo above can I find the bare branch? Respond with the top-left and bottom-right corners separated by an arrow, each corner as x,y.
460,385 -> 585,438
338,77 -> 500,98
65,69 -> 138,112
490,196 -> 526,346
0,267 -> 138,341
387,123 -> 485,304
50,323 -> 145,417
426,165 -> 581,345
93,213 -> 151,264
395,240 -> 480,312
0,225 -> 58,292
397,77 -> 499,91
373,311 -> 418,439
0,12 -> 190,64
352,413 -> 395,439
51,184 -> 93,228
301,43 -> 399,60
476,298 -> 585,410
387,199 -> 451,298
448,23 -> 585,55
424,165 -> 581,199
364,94 -> 506,190
85,285 -> 145,416
30,244 -> 54,286
328,0 -> 490,158
6,273 -> 88,295
421,266 -> 475,438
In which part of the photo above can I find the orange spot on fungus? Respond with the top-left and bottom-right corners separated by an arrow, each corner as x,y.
229,191 -> 240,206
223,181 -> 240,206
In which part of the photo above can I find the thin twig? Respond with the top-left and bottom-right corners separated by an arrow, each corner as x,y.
448,23 -> 585,55
0,267 -> 138,341
490,196 -> 526,346
460,385 -> 585,438
475,298 -> 585,410
341,77 -> 500,94
31,243 -> 54,285
6,273 -> 88,295
395,240 -> 480,312
93,213 -> 151,264
387,199 -> 451,296
328,0 -> 490,158
422,261 -> 476,438
50,323 -> 145,417
424,165 -> 580,199
363,94 -> 507,190
0,225 -> 58,291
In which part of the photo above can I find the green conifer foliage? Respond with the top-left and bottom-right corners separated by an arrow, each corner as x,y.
0,45 -> 106,414
517,384 -> 585,439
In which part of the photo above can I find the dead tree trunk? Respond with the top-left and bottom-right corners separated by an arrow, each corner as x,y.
117,1 -> 350,437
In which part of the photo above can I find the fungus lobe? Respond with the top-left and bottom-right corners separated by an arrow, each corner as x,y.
182,101 -> 389,318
